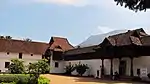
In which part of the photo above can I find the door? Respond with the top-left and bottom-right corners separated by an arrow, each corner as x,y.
97,70 -> 99,78
119,60 -> 126,76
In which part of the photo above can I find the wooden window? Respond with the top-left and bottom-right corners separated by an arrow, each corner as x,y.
7,52 -> 9,55
55,62 -> 59,68
5,62 -> 10,68
42,55 -> 44,59
19,53 -> 22,59
31,54 -> 33,56
69,62 -> 71,65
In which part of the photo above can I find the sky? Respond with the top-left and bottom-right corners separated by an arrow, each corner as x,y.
0,0 -> 150,45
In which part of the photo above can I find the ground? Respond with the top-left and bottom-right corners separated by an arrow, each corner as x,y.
42,74 -> 142,84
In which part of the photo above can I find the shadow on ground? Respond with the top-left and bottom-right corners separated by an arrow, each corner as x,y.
72,76 -> 144,84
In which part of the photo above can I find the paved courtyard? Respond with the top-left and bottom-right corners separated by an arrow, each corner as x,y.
42,74 -> 142,84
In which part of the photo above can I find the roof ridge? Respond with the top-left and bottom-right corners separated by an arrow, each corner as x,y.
0,38 -> 48,44
52,36 -> 67,39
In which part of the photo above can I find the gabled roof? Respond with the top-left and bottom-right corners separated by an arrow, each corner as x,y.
64,45 -> 98,56
49,37 -> 74,51
141,36 -> 150,45
104,28 -> 148,46
0,39 -> 49,55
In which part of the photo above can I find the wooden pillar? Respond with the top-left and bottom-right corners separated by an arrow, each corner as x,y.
101,59 -> 104,76
110,58 -> 113,76
130,57 -> 133,76
119,57 -> 121,75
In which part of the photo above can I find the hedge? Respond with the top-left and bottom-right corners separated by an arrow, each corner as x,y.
38,76 -> 50,84
0,74 -> 50,84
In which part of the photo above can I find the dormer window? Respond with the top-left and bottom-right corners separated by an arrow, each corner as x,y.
31,54 -> 33,56
7,52 -> 9,55
55,45 -> 62,49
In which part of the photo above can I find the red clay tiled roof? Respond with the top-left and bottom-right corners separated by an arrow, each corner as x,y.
141,36 -> 150,45
64,45 -> 97,56
106,28 -> 147,46
49,37 -> 74,51
0,39 -> 49,55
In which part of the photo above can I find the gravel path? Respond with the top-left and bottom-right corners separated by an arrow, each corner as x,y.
42,74 -> 141,84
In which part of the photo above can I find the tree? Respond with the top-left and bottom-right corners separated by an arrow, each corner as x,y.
114,0 -> 150,12
24,38 -> 32,42
64,64 -> 75,75
8,59 -> 25,74
5,36 -> 12,39
28,59 -> 50,84
28,59 -> 50,74
75,63 -> 89,76
0,36 -> 4,39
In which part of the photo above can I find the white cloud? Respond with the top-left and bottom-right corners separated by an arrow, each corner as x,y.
8,0 -> 117,7
34,0 -> 82,5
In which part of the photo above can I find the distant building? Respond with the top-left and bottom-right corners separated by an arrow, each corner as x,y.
0,39 -> 48,72
1,28 -> 150,81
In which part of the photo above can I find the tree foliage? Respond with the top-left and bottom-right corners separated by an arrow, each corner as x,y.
64,64 -> 75,75
114,0 -> 150,12
28,59 -> 50,74
5,36 -> 12,39
75,63 -> 89,76
8,59 -> 25,74
27,59 -> 50,84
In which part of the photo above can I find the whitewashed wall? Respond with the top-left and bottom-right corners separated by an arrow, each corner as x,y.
0,52 -> 42,72
64,56 -> 150,78
65,59 -> 110,77
112,57 -> 150,77
50,60 -> 65,73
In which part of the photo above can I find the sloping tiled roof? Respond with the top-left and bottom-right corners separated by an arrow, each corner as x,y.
49,37 -> 74,51
0,39 -> 49,55
141,36 -> 150,45
106,28 -> 148,46
64,45 -> 98,56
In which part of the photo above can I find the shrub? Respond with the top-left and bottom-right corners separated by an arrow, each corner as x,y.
8,59 -> 25,74
0,74 -> 29,84
75,63 -> 89,76
64,65 -> 75,75
38,76 -> 50,84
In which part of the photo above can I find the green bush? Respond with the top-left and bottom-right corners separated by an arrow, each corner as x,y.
64,64 -> 75,75
75,63 -> 89,76
0,74 -> 50,84
0,74 -> 29,84
38,76 -> 50,84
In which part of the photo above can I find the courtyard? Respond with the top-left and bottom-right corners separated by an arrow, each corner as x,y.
42,74 -> 143,84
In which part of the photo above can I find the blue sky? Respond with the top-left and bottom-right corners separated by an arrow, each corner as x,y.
0,0 -> 150,45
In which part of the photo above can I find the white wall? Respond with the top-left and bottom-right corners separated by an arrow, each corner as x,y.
111,56 -> 150,77
0,52 -> 42,72
64,56 -> 150,78
50,60 -> 65,73
65,59 -> 110,77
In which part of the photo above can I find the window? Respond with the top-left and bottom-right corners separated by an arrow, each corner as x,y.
7,52 -> 9,55
5,62 -> 10,68
31,54 -> 33,56
55,62 -> 59,68
0,70 -> 1,73
69,62 -> 71,65
42,55 -> 44,59
19,53 -> 22,59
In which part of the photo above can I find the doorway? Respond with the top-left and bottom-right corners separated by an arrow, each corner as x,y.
119,60 -> 126,76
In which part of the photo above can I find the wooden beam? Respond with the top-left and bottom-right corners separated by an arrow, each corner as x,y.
101,59 -> 104,76
110,59 -> 113,76
130,57 -> 134,76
